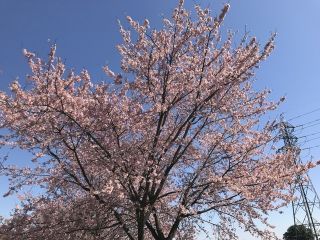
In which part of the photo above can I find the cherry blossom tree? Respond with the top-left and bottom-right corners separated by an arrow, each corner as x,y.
0,1 -> 315,239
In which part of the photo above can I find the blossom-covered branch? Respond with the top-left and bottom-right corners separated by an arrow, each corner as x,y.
0,1 -> 315,240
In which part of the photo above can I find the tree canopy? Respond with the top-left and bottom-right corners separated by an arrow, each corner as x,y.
0,1 -> 315,240
283,225 -> 314,240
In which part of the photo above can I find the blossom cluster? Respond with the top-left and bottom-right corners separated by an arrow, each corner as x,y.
0,1 -> 314,240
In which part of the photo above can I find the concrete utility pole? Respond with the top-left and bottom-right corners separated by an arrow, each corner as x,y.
280,120 -> 320,239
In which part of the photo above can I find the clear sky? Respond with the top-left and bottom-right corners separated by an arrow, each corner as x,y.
1,0 -> 320,239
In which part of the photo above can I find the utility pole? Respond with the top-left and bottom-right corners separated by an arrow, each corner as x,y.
279,120 -> 320,239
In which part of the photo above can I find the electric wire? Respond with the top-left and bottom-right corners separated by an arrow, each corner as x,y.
301,136 -> 320,143
287,107 -> 320,122
297,131 -> 320,139
295,122 -> 320,131
281,113 -> 320,152
294,118 -> 320,128
301,144 -> 320,151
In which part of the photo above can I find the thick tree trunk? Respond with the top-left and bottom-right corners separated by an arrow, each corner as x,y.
137,208 -> 145,240
166,217 -> 181,240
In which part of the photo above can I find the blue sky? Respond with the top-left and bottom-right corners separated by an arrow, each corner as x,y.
1,0 -> 320,239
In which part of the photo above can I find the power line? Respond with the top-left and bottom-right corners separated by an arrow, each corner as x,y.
297,131 -> 320,139
295,118 -> 320,128
301,144 -> 320,151
297,122 -> 320,130
287,107 -> 320,122
302,136 -> 320,144
279,121 -> 320,239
